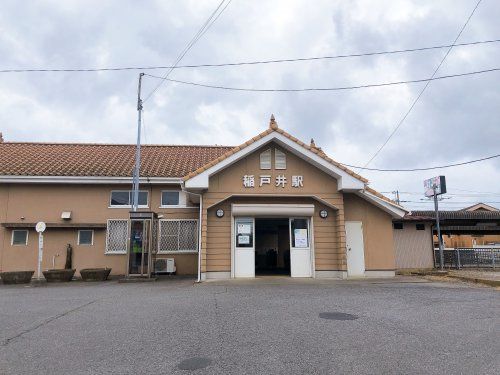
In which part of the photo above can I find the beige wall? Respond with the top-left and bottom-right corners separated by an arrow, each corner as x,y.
0,183 -> 198,275
343,193 -> 395,271
393,222 -> 434,269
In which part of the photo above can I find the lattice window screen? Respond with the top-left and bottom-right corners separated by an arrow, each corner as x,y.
159,220 -> 198,252
106,219 -> 128,253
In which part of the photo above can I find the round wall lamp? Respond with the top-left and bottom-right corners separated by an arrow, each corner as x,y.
216,209 -> 224,218
319,209 -> 328,219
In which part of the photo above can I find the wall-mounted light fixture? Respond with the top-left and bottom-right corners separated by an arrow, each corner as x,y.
216,209 -> 224,218
319,209 -> 328,219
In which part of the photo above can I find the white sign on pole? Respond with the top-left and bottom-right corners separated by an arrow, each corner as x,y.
35,222 -> 46,279
36,221 -> 46,233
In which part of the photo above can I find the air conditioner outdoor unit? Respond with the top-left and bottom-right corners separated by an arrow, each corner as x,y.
154,258 -> 176,274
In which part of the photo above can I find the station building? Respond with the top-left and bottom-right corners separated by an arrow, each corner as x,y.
0,117 -> 406,280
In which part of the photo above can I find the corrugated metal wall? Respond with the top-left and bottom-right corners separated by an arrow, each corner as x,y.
393,223 -> 434,269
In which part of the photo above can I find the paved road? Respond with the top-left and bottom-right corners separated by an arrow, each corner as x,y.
0,277 -> 498,374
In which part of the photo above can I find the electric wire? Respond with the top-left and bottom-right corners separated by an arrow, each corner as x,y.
143,67 -> 499,92
0,38 -> 498,73
337,153 -> 499,172
361,0 -> 484,168
142,0 -> 231,103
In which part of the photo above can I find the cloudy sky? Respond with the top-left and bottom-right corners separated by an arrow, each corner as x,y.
1,0 -> 499,210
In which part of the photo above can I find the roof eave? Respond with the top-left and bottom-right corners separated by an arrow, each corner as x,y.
0,175 -> 183,184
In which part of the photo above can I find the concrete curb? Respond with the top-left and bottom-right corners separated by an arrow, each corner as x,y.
447,274 -> 500,288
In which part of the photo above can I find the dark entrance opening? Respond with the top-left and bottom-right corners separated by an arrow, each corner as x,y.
255,218 -> 290,275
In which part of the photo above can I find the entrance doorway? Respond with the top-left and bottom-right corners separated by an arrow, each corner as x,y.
255,218 -> 290,275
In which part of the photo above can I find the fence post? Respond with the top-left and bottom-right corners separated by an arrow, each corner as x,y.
492,249 -> 495,270
456,249 -> 461,270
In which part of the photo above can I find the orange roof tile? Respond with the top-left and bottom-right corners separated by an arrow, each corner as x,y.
0,142 -> 233,178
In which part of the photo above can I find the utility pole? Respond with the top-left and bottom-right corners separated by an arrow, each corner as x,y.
392,190 -> 400,205
433,186 -> 444,270
132,73 -> 144,212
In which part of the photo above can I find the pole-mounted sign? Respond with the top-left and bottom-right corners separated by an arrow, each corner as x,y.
35,221 -> 46,280
424,176 -> 446,270
424,175 -> 446,197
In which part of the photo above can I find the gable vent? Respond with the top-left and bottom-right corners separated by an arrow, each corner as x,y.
260,149 -> 271,170
275,149 -> 286,170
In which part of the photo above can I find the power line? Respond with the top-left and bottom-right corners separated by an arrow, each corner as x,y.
1,38 -> 498,73
361,0 -> 484,168
144,67 -> 499,92
402,200 -> 500,204
142,0 -> 232,103
338,153 -> 499,172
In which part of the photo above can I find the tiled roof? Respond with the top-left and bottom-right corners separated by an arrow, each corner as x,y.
409,210 -> 500,220
0,142 -> 233,178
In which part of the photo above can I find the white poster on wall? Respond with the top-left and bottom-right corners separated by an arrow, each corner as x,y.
294,229 -> 308,248
237,224 -> 252,234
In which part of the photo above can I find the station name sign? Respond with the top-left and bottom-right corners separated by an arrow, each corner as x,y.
242,174 -> 304,188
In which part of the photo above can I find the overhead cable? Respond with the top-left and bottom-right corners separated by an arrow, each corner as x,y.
0,39 -> 498,73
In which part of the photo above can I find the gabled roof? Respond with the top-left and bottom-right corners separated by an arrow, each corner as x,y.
184,116 -> 369,190
0,142 -> 232,178
460,203 -> 499,212
183,115 -> 368,184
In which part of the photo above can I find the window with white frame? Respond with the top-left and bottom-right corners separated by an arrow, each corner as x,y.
260,149 -> 272,170
12,230 -> 28,245
105,220 -> 128,254
161,191 -> 181,206
158,220 -> 198,252
110,190 -> 148,208
275,149 -> 287,169
78,230 -> 94,245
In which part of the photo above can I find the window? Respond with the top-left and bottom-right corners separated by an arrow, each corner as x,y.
110,190 -> 148,207
275,149 -> 287,169
78,230 -> 94,245
291,219 -> 309,248
158,220 -> 198,252
161,191 -> 180,206
12,230 -> 28,245
393,222 -> 404,230
416,224 -> 425,231
260,149 -> 271,170
106,220 -> 128,254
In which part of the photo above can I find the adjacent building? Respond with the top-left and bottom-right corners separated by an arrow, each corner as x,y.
0,117 -> 406,280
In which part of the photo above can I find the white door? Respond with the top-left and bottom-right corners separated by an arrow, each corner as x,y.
234,218 -> 255,278
289,218 -> 312,277
345,221 -> 365,277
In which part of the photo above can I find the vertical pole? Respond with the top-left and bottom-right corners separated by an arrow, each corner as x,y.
37,233 -> 43,280
492,249 -> 495,270
132,73 -> 144,212
434,187 -> 444,270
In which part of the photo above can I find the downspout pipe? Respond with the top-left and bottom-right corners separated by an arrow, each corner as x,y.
181,184 -> 203,282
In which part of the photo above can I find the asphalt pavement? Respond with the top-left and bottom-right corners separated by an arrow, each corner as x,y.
0,277 -> 498,374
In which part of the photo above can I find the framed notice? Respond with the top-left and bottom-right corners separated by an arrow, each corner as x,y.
294,229 -> 308,248
237,223 -> 252,234
238,235 -> 250,245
